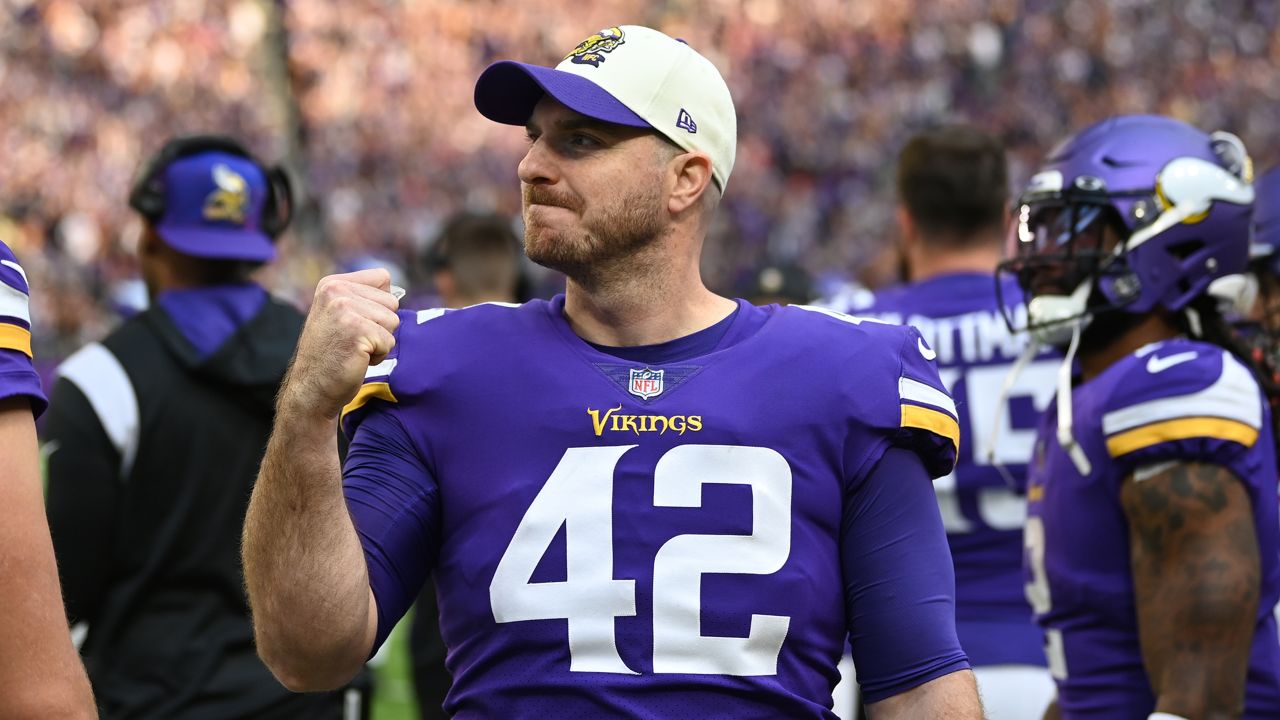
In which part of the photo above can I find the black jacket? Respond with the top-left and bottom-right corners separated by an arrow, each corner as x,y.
44,294 -> 366,719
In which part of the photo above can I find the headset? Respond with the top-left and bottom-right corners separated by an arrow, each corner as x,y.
128,134 -> 294,239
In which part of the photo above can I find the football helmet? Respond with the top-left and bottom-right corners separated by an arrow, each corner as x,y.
998,114 -> 1254,346
1239,166 -> 1280,377
1254,165 -> 1280,274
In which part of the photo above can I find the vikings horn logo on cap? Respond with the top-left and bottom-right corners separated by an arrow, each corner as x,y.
203,164 -> 250,224
565,26 -> 625,67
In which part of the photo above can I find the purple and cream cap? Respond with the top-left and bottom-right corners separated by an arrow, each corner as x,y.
474,25 -> 737,191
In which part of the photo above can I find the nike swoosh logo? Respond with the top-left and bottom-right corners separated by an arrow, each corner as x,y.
1146,351 -> 1197,373
918,337 -> 937,361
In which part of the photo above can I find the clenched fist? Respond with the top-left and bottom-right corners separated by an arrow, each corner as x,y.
282,268 -> 401,420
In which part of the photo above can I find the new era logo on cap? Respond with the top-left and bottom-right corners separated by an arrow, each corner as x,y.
675,109 -> 697,134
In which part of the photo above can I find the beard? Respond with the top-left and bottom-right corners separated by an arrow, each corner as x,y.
522,179 -> 666,279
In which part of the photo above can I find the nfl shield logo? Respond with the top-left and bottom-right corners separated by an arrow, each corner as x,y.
628,367 -> 664,400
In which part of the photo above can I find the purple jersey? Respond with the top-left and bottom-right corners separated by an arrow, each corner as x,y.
828,273 -> 1056,666
0,242 -> 45,415
1026,338 -> 1280,718
342,297 -> 966,718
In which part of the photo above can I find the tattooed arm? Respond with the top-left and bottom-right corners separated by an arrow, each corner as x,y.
1119,462 -> 1260,720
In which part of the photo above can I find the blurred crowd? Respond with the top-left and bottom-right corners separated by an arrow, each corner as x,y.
3,0 -> 1279,375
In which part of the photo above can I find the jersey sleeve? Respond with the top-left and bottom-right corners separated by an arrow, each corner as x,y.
339,309 -> 442,654
831,315 -> 959,488
890,326 -> 960,478
340,310 -> 415,438
1101,347 -> 1265,480
0,243 -> 45,415
843,448 -> 969,702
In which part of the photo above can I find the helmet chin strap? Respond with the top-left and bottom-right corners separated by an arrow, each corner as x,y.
988,314 -> 1092,478
1056,321 -> 1093,476
1022,277 -> 1095,476
988,277 -> 1097,479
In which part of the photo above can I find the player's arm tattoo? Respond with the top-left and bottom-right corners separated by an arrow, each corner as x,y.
1120,461 -> 1259,719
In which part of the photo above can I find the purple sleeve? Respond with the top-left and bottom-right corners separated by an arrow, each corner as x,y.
842,447 -> 969,703
0,348 -> 46,416
343,407 -> 440,654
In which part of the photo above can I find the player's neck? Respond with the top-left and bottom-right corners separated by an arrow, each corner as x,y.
1078,311 -> 1182,382
906,241 -> 1002,283
562,244 -> 735,347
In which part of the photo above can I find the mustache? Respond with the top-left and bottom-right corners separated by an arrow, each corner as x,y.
523,186 -> 581,213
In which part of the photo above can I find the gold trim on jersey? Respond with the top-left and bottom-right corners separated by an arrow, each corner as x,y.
341,381 -> 397,420
901,403 -> 960,454
0,323 -> 32,357
1105,416 -> 1259,457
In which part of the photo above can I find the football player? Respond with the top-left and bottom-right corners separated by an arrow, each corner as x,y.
829,125 -> 1057,718
0,241 -> 96,717
1239,166 -> 1280,418
243,25 -> 983,719
1001,115 -> 1280,718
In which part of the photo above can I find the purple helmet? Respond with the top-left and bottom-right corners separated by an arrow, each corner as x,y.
999,114 -> 1255,342
1254,165 -> 1280,275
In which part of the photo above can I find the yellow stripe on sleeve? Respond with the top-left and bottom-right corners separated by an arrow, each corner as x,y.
1105,416 -> 1259,457
0,323 -> 33,358
341,381 -> 397,420
901,404 -> 960,454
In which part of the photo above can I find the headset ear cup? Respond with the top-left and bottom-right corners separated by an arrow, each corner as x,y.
262,166 -> 294,238
128,157 -> 168,220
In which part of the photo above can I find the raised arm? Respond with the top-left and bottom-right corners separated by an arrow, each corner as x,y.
1120,461 -> 1259,719
241,269 -> 399,691
0,397 -> 96,719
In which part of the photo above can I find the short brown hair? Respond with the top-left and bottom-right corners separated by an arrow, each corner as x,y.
425,212 -> 521,300
897,125 -> 1008,246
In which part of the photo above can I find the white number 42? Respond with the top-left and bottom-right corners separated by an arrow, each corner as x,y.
489,444 -> 793,676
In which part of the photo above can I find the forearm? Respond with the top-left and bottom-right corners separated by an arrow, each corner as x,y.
866,669 -> 982,719
1141,568 -> 1256,718
0,528 -> 97,720
242,395 -> 374,691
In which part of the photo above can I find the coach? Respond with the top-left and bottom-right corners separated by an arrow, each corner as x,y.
43,136 -> 364,718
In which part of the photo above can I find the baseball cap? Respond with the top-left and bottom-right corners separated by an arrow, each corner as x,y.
474,25 -> 737,190
152,151 -> 276,263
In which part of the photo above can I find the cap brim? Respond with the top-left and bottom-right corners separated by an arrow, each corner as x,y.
474,61 -> 650,128
155,224 -> 276,263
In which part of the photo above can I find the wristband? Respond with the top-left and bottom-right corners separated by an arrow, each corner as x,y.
1148,713 -> 1189,720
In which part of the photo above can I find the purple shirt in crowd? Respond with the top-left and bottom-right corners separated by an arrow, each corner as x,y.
342,296 -> 969,718
1027,338 -> 1280,718
831,272 -> 1057,666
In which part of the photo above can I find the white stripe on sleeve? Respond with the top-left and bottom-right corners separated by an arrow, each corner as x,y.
57,343 -> 140,480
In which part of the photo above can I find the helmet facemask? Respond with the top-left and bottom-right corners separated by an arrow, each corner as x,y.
997,192 -> 1135,348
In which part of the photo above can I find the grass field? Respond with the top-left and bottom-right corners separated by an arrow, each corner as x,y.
371,612 -> 420,720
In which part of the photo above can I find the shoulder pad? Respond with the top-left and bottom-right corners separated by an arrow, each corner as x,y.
1101,342 -> 1262,458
